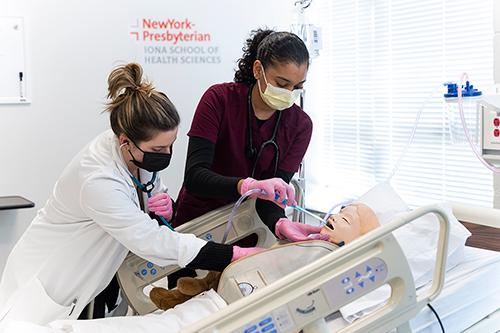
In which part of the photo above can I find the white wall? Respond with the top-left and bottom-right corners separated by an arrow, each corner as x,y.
0,0 -> 295,273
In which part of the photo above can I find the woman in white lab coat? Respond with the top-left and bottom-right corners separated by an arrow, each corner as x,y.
0,63 -> 260,329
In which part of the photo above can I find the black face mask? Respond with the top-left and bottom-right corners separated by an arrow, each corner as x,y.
128,141 -> 172,172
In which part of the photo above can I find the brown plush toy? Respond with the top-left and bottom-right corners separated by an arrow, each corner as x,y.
150,271 -> 221,310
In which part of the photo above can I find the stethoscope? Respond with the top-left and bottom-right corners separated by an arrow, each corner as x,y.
246,84 -> 282,178
129,171 -> 175,231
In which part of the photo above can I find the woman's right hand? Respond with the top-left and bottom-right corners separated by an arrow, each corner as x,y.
275,218 -> 329,242
239,177 -> 296,207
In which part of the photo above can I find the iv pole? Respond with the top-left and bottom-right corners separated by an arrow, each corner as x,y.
292,0 -> 316,223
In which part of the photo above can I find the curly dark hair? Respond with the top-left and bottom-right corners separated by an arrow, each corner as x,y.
234,28 -> 310,85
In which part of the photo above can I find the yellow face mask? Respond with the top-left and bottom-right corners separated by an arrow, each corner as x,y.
257,66 -> 303,110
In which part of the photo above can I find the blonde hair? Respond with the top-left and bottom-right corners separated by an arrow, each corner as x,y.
105,63 -> 180,143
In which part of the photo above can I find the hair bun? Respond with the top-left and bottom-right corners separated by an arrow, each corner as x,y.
105,62 -> 180,144
107,62 -> 154,100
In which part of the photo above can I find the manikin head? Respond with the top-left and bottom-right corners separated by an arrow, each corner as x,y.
320,203 -> 380,245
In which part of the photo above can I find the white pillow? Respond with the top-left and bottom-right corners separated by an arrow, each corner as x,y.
340,181 -> 471,322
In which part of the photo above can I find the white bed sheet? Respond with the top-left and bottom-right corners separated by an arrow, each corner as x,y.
327,246 -> 500,332
1,289 -> 227,333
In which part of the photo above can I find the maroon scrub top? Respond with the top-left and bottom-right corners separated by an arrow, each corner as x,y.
175,82 -> 313,226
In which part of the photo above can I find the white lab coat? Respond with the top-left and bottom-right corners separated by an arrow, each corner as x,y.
0,130 -> 207,329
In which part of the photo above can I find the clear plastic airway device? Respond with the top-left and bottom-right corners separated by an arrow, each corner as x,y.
275,194 -> 327,224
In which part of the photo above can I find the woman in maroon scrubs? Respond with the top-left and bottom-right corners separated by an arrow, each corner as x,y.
175,29 -> 327,244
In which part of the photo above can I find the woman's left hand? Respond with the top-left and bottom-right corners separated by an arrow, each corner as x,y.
148,193 -> 173,221
231,246 -> 265,262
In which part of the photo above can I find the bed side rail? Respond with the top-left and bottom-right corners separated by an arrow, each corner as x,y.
181,204 -> 451,333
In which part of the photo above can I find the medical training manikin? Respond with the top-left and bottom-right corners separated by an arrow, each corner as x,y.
150,203 -> 381,310
320,203 -> 381,245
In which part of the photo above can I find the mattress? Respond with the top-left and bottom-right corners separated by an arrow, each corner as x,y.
327,246 -> 500,332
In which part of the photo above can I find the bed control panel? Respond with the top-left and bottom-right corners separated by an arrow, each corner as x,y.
236,306 -> 294,333
323,257 -> 388,307
124,225 -> 238,282
127,257 -> 168,282
232,257 -> 388,333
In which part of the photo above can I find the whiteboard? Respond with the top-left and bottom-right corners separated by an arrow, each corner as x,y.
0,17 -> 29,104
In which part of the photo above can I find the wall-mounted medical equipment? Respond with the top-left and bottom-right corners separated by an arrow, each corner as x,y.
444,74 -> 500,173
478,95 -> 500,162
389,75 -> 500,181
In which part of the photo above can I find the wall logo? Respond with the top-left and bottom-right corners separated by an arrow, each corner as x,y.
130,18 -> 221,65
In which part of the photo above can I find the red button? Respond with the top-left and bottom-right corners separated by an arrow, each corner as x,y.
494,118 -> 500,127
495,129 -> 500,137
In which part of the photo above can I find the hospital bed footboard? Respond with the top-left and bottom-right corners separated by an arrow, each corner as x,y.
181,204 -> 452,333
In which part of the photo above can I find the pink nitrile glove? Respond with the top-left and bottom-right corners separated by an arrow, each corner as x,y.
275,218 -> 329,242
148,193 -> 173,221
240,177 -> 296,207
231,246 -> 265,262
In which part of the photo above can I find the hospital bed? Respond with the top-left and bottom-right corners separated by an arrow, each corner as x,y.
116,199 -> 500,332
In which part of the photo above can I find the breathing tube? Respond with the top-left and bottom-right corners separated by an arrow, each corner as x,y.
317,86 -> 442,221
222,189 -> 341,244
221,189 -> 262,244
323,199 -> 355,222
319,83 -> 458,220
386,87 -> 442,181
